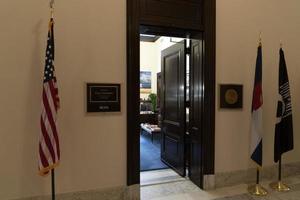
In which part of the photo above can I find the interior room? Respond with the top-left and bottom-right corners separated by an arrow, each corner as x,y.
139,34 -> 164,173
139,35 -> 185,185
139,35 -> 200,187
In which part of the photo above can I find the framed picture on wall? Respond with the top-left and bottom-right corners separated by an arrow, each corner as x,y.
140,71 -> 152,93
219,84 -> 243,109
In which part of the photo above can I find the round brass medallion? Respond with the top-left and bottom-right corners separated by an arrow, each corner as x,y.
225,89 -> 238,105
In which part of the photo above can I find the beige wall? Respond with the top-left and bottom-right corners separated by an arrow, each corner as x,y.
140,42 -> 159,99
0,0 -> 126,199
215,0 -> 300,173
0,0 -> 300,199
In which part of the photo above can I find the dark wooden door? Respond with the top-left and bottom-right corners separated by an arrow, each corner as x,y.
140,0 -> 204,31
157,72 -> 162,127
161,42 -> 186,176
189,39 -> 204,188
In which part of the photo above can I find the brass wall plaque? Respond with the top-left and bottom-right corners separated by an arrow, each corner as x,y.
219,84 -> 243,109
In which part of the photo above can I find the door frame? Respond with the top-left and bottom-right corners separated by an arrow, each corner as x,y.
126,0 -> 216,188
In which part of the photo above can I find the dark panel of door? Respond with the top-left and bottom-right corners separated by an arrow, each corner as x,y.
189,39 -> 204,188
161,42 -> 186,176
140,0 -> 204,31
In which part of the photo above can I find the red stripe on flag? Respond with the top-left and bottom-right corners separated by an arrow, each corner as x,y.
42,89 -> 58,138
40,117 -> 56,162
39,143 -> 49,168
49,80 -> 59,111
252,83 -> 263,111
42,88 -> 60,159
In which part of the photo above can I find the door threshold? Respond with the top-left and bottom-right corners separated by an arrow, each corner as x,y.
140,169 -> 186,186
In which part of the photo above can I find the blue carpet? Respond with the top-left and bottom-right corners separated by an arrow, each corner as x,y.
140,131 -> 168,171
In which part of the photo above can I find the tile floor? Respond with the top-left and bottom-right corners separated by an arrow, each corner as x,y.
141,169 -> 185,186
141,170 -> 300,200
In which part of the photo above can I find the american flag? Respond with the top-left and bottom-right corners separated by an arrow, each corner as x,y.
39,18 -> 60,176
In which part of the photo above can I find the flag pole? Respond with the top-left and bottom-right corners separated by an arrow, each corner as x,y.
50,3 -> 55,199
256,167 -> 260,185
270,155 -> 290,192
248,167 -> 268,196
51,169 -> 56,200
279,156 -> 282,182
270,42 -> 292,192
248,33 -> 268,196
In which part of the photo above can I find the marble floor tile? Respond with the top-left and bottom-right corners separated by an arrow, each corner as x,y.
141,175 -> 300,200
276,190 -> 300,200
141,169 -> 186,186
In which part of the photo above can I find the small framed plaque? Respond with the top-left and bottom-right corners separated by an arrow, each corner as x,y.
219,84 -> 243,109
87,83 -> 121,112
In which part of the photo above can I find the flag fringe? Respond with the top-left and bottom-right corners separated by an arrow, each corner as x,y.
39,162 -> 60,176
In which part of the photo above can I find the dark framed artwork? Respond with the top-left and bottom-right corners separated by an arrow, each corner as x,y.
86,83 -> 121,112
219,84 -> 243,109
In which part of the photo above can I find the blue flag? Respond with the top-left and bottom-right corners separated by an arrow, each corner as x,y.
274,48 -> 294,162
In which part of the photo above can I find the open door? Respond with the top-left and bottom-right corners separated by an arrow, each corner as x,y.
160,42 -> 186,177
189,39 -> 204,188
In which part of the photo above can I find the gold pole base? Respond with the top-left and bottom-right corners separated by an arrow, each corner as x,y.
270,181 -> 290,192
248,184 -> 268,196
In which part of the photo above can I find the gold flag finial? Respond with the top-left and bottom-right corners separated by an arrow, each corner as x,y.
50,8 -> 54,19
50,0 -> 54,18
48,0 -> 54,37
258,31 -> 262,46
50,0 -> 54,9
